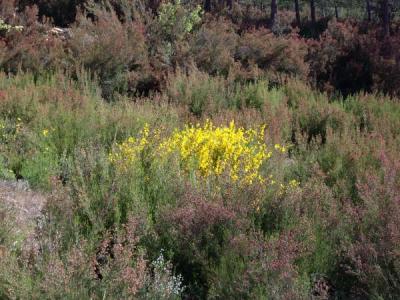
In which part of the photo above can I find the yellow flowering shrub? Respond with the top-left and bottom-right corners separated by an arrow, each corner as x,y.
109,121 -> 293,187
108,124 -> 151,171
159,120 -> 272,185
42,129 -> 49,137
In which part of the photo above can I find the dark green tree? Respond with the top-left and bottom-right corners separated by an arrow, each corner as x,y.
310,0 -> 316,24
294,0 -> 301,25
271,0 -> 278,27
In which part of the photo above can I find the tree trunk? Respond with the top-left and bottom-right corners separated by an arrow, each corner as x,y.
148,0 -> 161,13
270,0 -> 278,28
310,0 -> 316,24
226,0 -> 232,10
366,0 -> 372,21
335,3 -> 339,19
294,0 -> 301,26
204,0 -> 211,12
381,0 -> 390,36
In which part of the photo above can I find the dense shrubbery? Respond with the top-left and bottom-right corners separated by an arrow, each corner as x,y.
308,20 -> 400,97
68,6 -> 149,99
0,5 -> 65,74
1,1 -> 400,97
1,1 -> 400,299
237,28 -> 308,82
0,70 -> 399,298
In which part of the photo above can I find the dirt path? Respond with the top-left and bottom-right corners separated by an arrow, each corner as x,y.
0,180 -> 46,249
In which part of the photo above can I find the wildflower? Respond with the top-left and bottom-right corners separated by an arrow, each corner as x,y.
109,123 -> 152,171
274,143 -> 286,153
15,119 -> 23,134
42,129 -> 49,137
289,179 -> 299,188
109,122 -> 294,187
159,120 -> 271,185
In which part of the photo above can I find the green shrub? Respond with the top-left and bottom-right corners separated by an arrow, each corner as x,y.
190,19 -> 239,76
158,0 -> 202,41
68,6 -> 148,99
237,29 -> 309,83
167,68 -> 274,115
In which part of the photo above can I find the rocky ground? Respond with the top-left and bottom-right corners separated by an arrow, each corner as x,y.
0,180 -> 46,252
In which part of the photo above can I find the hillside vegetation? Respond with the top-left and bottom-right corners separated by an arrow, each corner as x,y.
1,0 -> 400,299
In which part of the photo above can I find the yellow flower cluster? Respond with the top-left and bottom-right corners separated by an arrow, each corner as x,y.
42,129 -> 49,137
108,124 -> 150,171
288,179 -> 300,188
15,117 -> 22,134
108,121 -> 294,187
0,118 -> 23,141
274,143 -> 287,153
0,120 -> 5,141
159,120 -> 271,185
